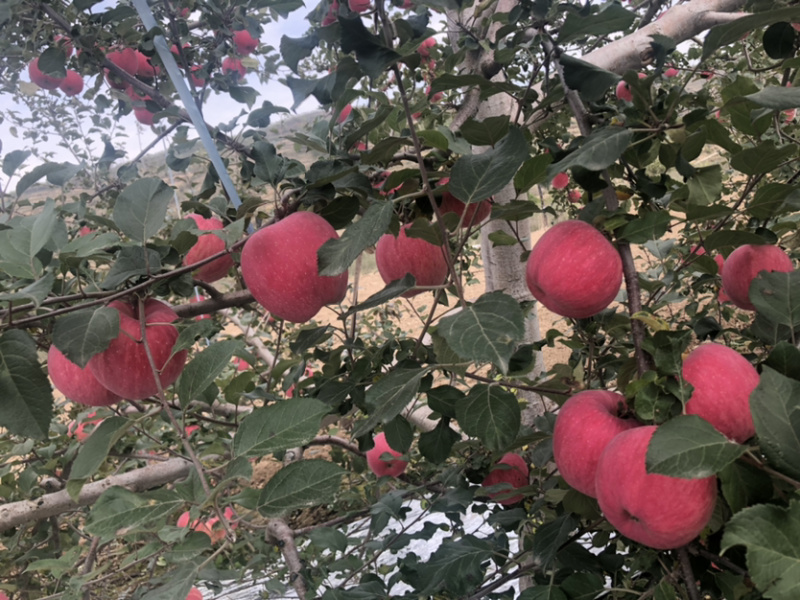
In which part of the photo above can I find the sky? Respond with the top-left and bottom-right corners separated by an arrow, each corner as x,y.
0,5 -> 320,175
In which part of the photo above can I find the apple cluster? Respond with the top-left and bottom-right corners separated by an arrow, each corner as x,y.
553,341 -> 760,550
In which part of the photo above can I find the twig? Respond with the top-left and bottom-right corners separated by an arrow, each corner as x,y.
678,546 -> 701,600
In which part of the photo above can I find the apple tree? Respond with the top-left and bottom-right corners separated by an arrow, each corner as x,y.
2,0 -> 800,598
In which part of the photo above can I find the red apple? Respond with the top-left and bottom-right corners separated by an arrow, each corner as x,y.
183,214 -> 234,283
682,343 -> 759,443
78,225 -> 92,237
58,69 -> 84,96
375,223 -> 448,298
48,345 -> 121,407
337,103 -> 353,124
348,0 -> 370,11
55,35 -> 74,57
482,453 -> 529,505
553,390 -> 640,498
417,37 -> 435,59
232,357 -> 250,371
595,426 -> 718,550
663,67 -> 679,78
134,107 -> 156,126
28,58 -> 65,90
525,220 -> 623,319
366,432 -> 407,478
88,299 -> 188,400
188,66 -> 206,87
222,57 -> 246,81
615,80 -> 633,102
105,47 -> 139,89
437,177 -> 491,227
568,189 -> 582,203
551,172 -> 569,189
240,211 -> 349,323
720,244 -> 793,310
186,587 -> 203,600
232,30 -> 258,55
322,0 -> 339,26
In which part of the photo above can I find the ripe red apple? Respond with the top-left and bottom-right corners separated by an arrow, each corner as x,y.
525,220 -> 623,319
321,0 -> 339,26
553,390 -> 640,498
417,37 -> 435,59
222,57 -> 246,81
134,107 -> 156,126
240,211 -> 349,323
682,343 -> 759,443
721,244 -> 793,310
366,432 -> 407,478
186,587 -> 203,600
482,453 -> 529,505
88,299 -> 188,400
375,223 -> 448,298
188,66 -> 206,87
48,345 -> 121,407
105,47 -> 139,89
551,172 -> 569,189
595,426 -> 718,550
348,0 -> 370,11
55,35 -> 74,57
28,58 -> 65,90
567,189 -> 582,203
58,70 -> 84,96
663,67 -> 679,78
232,29 -> 258,55
437,177 -> 491,227
615,80 -> 633,102
78,225 -> 92,237
337,103 -> 353,124
183,214 -> 234,283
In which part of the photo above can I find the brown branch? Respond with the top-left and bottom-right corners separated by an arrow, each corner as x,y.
677,546 -> 702,600
266,519 -> 308,599
0,458 -> 191,532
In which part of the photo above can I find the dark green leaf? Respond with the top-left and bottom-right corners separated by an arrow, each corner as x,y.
112,177 -> 173,242
384,415 -> 413,453
520,586 -> 568,600
339,17 -> 400,79
258,460 -> 345,517
342,274 -> 415,318
747,85 -> 800,110
764,341 -> 800,381
416,535 -> 492,597
719,461 -> 773,514
0,272 -> 54,308
750,271 -> 800,334
514,154 -> 553,194
0,330 -> 53,439
532,514 -> 579,568
703,8 -> 800,60
101,246 -> 162,289
438,291 -> 525,374
418,421 -> 460,463
449,127 -> 528,205
750,367 -> 800,480
560,54 -> 620,103
720,499 -> 800,600
558,3 -> 635,44
318,201 -> 393,276
3,149 -> 30,177
70,417 -> 130,482
731,142 -> 796,175
456,384 -> 521,451
86,486 -> 183,542
687,165 -> 722,205
547,127 -> 633,175
763,22 -> 797,60
620,212 -> 671,244
52,307 -> 120,368
353,368 -> 428,437
459,116 -> 510,146
646,415 -> 746,478
280,32 -> 319,74
233,398 -> 330,457
177,340 -> 243,406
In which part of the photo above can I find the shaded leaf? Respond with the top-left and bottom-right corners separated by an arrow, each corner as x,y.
547,127 -> 633,175
52,307 -> 120,368
177,340 -> 243,406
258,460 -> 345,517
318,201 -> 393,276
0,330 -> 53,439
456,384 -> 521,451
353,368 -> 428,437
112,177 -> 173,242
750,367 -> 800,481
233,398 -> 330,457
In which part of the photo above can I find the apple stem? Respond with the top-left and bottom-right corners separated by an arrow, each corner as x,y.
677,546 -> 702,600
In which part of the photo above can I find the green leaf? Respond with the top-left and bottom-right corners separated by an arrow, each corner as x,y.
764,341 -> 800,381
438,291 -> 525,374
0,330 -> 53,439
702,230 -> 767,254
3,149 -> 30,177
112,177 -> 173,243
750,367 -> 800,481
532,514 -> 579,568
731,143 -> 796,175
52,308 -> 120,368
547,127 -> 633,175
353,368 -> 428,437
339,17 -> 400,80
748,184 -> 799,220
703,8 -> 800,60
560,54 -> 620,103
449,127 -> 529,205
70,417 -> 130,482
558,3 -> 635,44
747,85 -> 800,110
620,212 -> 671,244
750,271 -> 800,334
459,116 -> 510,146
101,246 -> 162,290
383,415 -> 413,453
258,460 -> 345,517
318,201 -> 393,276
233,398 -> 330,457
418,421 -> 460,463
139,561 -> 203,600
721,499 -> 800,600
0,272 -> 54,308
520,586 -> 568,600
763,22 -> 797,60
719,461 -> 773,514
280,32 -> 319,74
646,415 -> 746,479
16,162 -> 80,197
341,274 -> 416,318
416,535 -> 492,597
514,154 -> 553,194
428,73 -> 518,98
177,340 -> 243,407
455,384 -> 521,451
686,165 -> 722,205
86,486 -> 183,543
